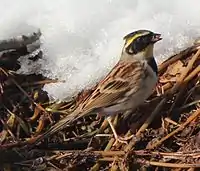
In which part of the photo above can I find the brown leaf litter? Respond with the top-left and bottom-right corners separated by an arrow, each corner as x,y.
0,34 -> 199,171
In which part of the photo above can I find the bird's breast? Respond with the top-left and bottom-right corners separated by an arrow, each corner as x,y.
126,61 -> 158,109
142,61 -> 158,97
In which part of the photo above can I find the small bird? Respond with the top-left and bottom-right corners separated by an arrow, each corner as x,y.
33,30 -> 162,145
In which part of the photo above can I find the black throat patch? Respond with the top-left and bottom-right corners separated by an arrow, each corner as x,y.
147,57 -> 158,74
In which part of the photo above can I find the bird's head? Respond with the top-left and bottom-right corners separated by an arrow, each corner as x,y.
121,30 -> 162,61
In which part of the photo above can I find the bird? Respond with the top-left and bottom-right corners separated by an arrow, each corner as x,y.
32,29 -> 162,145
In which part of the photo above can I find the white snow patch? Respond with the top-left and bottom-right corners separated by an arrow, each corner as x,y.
1,0 -> 200,99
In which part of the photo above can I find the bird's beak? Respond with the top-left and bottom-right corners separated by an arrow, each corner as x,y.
151,33 -> 162,43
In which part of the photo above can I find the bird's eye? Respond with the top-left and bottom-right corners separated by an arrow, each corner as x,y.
136,37 -> 142,46
137,37 -> 141,42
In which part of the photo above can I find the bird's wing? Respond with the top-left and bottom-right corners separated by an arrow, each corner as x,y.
31,60 -> 145,146
79,60 -> 145,111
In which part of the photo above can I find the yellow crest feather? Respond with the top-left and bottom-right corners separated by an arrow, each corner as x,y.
125,33 -> 142,47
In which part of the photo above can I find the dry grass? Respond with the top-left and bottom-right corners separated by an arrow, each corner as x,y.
0,36 -> 199,171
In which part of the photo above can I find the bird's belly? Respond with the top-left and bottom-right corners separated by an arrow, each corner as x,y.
131,75 -> 157,105
140,69 -> 158,100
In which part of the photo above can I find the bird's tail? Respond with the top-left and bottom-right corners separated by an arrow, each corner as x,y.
32,109 -> 90,146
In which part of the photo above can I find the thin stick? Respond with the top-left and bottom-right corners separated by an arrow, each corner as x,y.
46,150 -> 200,168
147,109 -> 200,149
170,49 -> 200,94
50,150 -> 200,158
158,45 -> 199,73
21,79 -> 64,87
9,75 -> 53,123
143,160 -> 200,168
184,65 -> 200,83
159,65 -> 200,92
125,98 -> 166,151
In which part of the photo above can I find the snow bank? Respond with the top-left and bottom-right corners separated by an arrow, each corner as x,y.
1,0 -> 200,99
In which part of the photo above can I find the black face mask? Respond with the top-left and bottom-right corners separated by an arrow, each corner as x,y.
126,33 -> 153,55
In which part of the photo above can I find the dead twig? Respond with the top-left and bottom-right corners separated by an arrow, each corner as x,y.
147,109 -> 200,149
169,48 -> 200,94
125,98 -> 166,151
158,44 -> 200,73
137,159 -> 200,168
8,73 -> 53,123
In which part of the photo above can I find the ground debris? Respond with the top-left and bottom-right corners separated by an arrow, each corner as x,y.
0,35 -> 200,170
